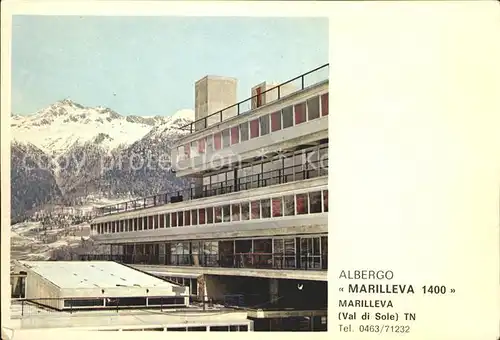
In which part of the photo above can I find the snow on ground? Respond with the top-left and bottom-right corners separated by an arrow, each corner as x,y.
11,221 -> 91,261
11,196 -> 134,260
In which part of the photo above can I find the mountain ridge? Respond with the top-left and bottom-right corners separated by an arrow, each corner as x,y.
11,99 -> 194,221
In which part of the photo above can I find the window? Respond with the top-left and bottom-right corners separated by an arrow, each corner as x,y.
231,126 -> 239,145
272,198 -> 283,217
184,144 -> 190,158
295,102 -> 306,124
199,208 -> 206,224
323,190 -> 329,212
190,141 -> 198,158
191,210 -> 198,225
207,207 -> 214,223
284,195 -> 295,216
282,106 -> 293,128
206,134 -> 214,152
148,216 -> 154,229
138,218 -> 143,230
210,326 -> 229,332
240,122 -> 249,141
250,119 -> 259,138
226,170 -> 234,189
260,114 -> 269,136
232,204 -> 240,221
261,199 -> 271,218
307,96 -> 320,121
321,93 -> 329,116
134,218 -> 138,231
309,191 -> 322,213
294,153 -> 305,180
178,146 -> 184,160
222,205 -> 231,222
177,211 -> 184,226
271,111 -> 281,132
273,238 -> 296,269
251,201 -> 260,219
296,193 -> 309,215
159,214 -> 165,228
171,213 -> 177,227
306,149 -> 320,178
214,206 -> 222,223
184,211 -> 191,226
168,327 -> 187,332
165,213 -> 170,228
241,202 -> 250,220
222,129 -> 230,148
198,137 -> 206,153
214,133 -> 222,150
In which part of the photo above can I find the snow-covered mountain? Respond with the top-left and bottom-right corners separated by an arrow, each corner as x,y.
12,99 -> 194,155
11,99 -> 194,220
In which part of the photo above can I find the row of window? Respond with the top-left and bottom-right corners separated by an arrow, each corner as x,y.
203,144 -> 328,187
97,325 -> 250,332
178,93 -> 329,160
91,189 -> 328,234
118,236 -> 328,269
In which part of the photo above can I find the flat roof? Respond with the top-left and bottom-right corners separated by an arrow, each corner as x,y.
19,261 -> 176,289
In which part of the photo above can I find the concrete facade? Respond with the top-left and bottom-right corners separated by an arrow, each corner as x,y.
92,176 -> 327,245
172,80 -> 328,177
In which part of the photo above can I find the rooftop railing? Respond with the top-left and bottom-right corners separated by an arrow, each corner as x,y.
93,158 -> 328,218
179,63 -> 329,134
10,295 -> 198,318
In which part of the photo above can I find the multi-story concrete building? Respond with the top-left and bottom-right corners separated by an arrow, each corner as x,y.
88,64 -> 329,331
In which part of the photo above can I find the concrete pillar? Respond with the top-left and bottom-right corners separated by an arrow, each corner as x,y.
197,275 -> 208,302
269,278 -> 279,304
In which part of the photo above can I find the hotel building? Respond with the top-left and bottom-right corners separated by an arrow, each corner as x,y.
88,64 -> 329,331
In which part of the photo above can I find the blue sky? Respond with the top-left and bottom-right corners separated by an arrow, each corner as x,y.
12,16 -> 328,116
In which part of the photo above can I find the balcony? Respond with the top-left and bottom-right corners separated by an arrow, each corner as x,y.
171,82 -> 329,177
91,178 -> 328,244
77,253 -> 327,271
94,145 -> 328,218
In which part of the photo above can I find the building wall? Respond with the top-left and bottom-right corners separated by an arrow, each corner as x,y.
58,285 -> 189,299
93,216 -> 327,245
23,269 -> 62,309
174,80 -> 327,148
175,117 -> 328,176
93,176 -> 326,224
